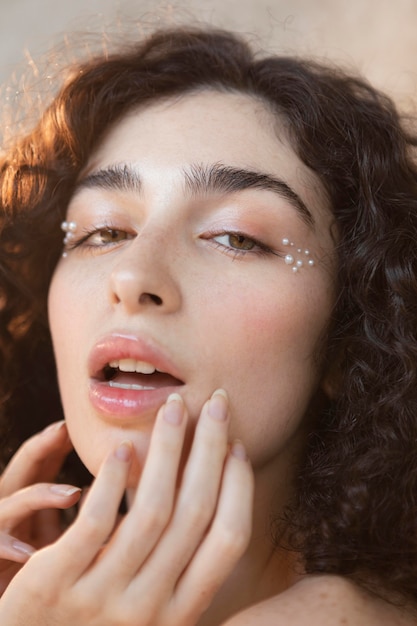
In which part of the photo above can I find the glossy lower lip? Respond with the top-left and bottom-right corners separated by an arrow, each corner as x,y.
89,380 -> 183,421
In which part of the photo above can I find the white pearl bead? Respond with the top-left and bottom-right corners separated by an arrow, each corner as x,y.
296,260 -> 303,267
282,237 -> 290,246
284,254 -> 294,265
308,259 -> 315,266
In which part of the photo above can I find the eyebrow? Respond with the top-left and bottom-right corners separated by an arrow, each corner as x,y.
184,163 -> 314,227
76,164 -> 142,195
75,162 -> 314,227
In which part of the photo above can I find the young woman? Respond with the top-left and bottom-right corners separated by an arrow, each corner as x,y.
0,26 -> 416,625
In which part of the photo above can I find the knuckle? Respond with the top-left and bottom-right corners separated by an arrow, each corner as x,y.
19,437 -> 44,464
78,510 -> 109,541
182,497 -> 211,529
112,600 -> 153,626
21,560 -> 55,603
190,480 -> 220,512
71,587 -> 102,618
213,521 -> 250,557
23,482 -> 48,498
137,501 -> 170,533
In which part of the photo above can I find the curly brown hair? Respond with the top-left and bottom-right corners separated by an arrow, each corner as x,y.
1,26 -> 417,603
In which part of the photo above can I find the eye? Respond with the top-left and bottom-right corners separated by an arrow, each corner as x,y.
68,226 -> 134,250
207,230 -> 275,258
87,228 -> 130,246
213,233 -> 257,251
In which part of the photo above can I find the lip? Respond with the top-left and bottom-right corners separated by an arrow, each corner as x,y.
88,332 -> 185,421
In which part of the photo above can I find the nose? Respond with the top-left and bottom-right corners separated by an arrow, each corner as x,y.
109,237 -> 182,314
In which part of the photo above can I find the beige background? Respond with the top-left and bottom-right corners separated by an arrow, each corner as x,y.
0,0 -> 416,108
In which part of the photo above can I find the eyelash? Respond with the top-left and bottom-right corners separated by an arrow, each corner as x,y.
66,224 -> 132,250
205,230 -> 276,259
66,224 -> 277,259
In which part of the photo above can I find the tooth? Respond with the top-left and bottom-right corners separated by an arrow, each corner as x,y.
109,380 -> 155,390
118,359 -> 137,373
135,361 -> 156,375
107,359 -> 157,374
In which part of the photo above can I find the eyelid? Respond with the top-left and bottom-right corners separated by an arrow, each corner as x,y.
203,228 -> 280,258
65,223 -> 134,251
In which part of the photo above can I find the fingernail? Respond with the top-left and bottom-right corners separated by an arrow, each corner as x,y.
41,420 -> 66,435
231,440 -> 247,461
208,389 -> 228,421
163,393 -> 184,425
12,540 -> 36,557
115,440 -> 133,462
50,484 -> 82,497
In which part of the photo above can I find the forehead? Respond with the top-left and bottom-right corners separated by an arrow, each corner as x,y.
84,90 -> 330,226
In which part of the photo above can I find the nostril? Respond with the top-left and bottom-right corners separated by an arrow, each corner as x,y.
151,294 -> 163,306
139,292 -> 163,306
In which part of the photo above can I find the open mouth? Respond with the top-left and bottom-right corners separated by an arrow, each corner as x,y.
100,358 -> 184,391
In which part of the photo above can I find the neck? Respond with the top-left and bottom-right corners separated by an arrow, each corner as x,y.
196,449 -> 304,625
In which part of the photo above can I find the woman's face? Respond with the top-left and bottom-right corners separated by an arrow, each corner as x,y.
48,90 -> 336,486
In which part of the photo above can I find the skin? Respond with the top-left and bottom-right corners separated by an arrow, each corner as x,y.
0,89 -> 415,625
0,398 -> 255,624
49,90 -> 336,484
223,576 -> 417,625
0,90 -> 346,624
51,90 -> 336,620
0,422 -> 79,593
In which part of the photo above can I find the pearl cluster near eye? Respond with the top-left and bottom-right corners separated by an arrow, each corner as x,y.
60,221 -> 77,257
282,238 -> 315,272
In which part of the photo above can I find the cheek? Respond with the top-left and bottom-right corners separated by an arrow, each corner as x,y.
211,280 -> 326,373
49,262 -> 84,333
48,261 -> 106,343
200,282 -> 331,462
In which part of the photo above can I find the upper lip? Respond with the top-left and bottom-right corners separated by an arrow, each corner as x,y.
88,332 -> 185,383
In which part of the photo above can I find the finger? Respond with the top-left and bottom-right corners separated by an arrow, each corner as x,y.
34,496 -> 80,547
0,421 -> 72,496
0,530 -> 36,563
93,394 -> 188,584
35,441 -> 132,585
77,487 -> 91,510
174,441 -> 254,623
136,389 -> 230,590
0,483 -> 81,533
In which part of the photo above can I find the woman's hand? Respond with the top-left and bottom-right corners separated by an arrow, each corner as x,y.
0,390 -> 254,626
0,421 -> 81,594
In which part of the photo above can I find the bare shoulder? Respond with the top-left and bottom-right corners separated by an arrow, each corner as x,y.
221,575 -> 417,626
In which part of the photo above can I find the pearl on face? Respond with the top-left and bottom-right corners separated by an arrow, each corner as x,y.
282,238 -> 316,273
60,221 -> 78,255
